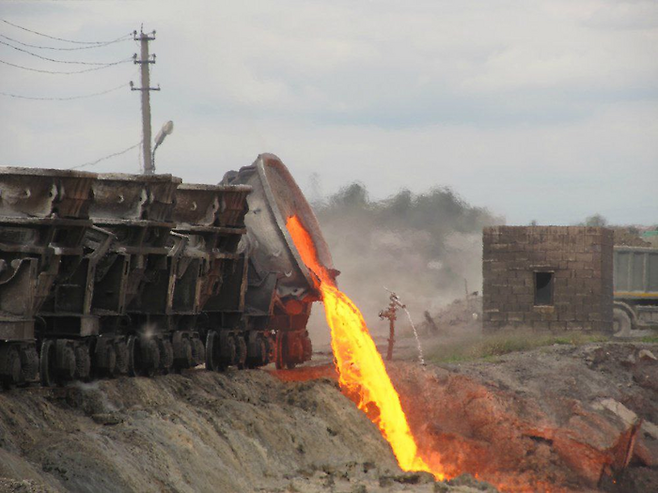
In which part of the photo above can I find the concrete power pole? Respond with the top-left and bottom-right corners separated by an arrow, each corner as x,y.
131,28 -> 159,175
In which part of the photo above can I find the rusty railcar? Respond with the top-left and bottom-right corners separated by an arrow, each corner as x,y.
0,168 -> 97,386
0,153 -> 325,388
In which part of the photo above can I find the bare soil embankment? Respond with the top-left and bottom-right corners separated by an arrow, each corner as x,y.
0,368 -> 490,493
1,340 -> 655,493
312,337 -> 658,492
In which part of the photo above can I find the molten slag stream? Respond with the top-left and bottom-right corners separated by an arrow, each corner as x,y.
286,215 -> 445,480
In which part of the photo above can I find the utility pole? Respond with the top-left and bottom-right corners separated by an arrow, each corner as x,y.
131,27 -> 159,175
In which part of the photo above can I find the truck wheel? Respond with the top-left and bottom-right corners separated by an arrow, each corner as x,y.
613,308 -> 632,337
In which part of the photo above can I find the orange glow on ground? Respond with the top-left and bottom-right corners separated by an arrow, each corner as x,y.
286,215 -> 445,480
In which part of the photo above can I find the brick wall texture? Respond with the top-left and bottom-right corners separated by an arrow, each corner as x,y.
483,226 -> 614,332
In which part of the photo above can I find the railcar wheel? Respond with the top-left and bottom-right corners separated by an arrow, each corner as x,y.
258,337 -> 268,366
20,345 -> 39,383
0,345 -> 22,389
256,337 -> 270,366
205,331 -> 219,372
106,345 -> 117,378
114,340 -> 129,375
126,336 -> 138,377
74,344 -> 91,381
55,342 -> 76,385
285,333 -> 305,370
265,336 -> 275,365
40,340 -> 56,387
95,339 -> 117,378
235,335 -> 247,369
275,332 -> 285,370
191,337 -> 205,367
173,332 -> 194,370
140,338 -> 160,377
247,337 -> 268,369
220,334 -> 236,371
160,339 -> 174,373
181,338 -> 193,369
302,331 -> 312,360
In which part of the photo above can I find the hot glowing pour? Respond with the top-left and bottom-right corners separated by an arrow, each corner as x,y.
286,215 -> 445,480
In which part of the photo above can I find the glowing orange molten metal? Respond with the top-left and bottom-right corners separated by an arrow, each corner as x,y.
286,215 -> 445,480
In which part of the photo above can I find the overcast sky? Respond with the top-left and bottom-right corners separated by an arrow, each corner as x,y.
1,0 -> 656,225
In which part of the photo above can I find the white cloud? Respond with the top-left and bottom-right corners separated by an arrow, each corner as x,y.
0,0 -> 656,226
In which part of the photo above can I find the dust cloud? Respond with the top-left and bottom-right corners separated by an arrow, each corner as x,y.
306,182 -> 502,345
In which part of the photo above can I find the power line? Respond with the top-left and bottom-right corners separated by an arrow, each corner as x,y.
0,33 -> 130,51
1,18 -> 132,45
69,141 -> 142,170
0,57 -> 132,74
0,39 -> 132,65
0,81 -> 129,100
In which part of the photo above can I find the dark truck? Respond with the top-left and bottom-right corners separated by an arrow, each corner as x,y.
613,246 -> 658,336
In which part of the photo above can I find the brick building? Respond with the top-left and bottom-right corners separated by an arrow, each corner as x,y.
482,226 -> 613,332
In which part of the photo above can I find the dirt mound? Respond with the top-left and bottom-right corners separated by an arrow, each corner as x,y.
388,342 -> 658,492
0,369 -> 490,493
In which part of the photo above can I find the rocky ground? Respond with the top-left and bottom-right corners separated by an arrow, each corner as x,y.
0,337 -> 656,492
